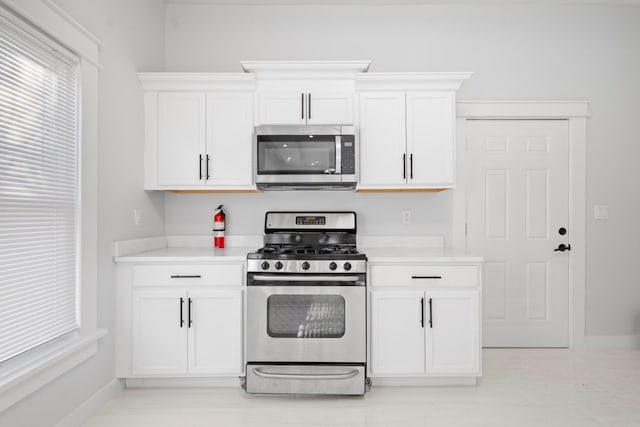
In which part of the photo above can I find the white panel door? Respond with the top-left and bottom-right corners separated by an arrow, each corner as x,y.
206,92 -> 254,187
358,92 -> 407,187
257,91 -> 305,125
157,92 -> 206,186
426,291 -> 480,375
187,289 -> 243,375
132,290 -> 187,375
466,120 -> 570,347
370,290 -> 426,376
306,92 -> 353,125
406,92 -> 455,187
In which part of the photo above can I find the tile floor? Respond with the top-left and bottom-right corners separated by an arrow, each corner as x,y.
83,349 -> 640,426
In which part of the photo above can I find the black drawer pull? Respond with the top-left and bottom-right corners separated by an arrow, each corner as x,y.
428,298 -> 433,328
170,275 -> 202,279
411,275 -> 442,280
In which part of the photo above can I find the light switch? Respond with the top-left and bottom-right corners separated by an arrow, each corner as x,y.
402,210 -> 412,225
134,208 -> 143,226
594,205 -> 609,220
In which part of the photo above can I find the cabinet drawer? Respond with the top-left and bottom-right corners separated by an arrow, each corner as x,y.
133,264 -> 243,287
370,265 -> 478,288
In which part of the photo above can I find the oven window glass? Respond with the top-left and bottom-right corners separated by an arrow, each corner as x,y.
267,295 -> 345,338
257,137 -> 336,174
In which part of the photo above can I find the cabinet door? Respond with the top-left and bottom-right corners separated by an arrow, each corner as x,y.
187,289 -> 243,375
132,290 -> 188,375
370,290 -> 426,376
406,92 -> 455,187
306,92 -> 353,125
426,290 -> 480,375
206,92 -> 254,187
358,92 -> 407,187
257,91 -> 306,125
157,92 -> 206,186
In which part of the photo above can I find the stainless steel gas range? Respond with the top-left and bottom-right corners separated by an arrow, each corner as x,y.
243,211 -> 368,395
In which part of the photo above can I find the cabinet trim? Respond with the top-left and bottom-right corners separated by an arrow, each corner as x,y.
356,72 -> 472,91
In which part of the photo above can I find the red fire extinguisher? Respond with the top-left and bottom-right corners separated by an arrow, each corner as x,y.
213,205 -> 225,248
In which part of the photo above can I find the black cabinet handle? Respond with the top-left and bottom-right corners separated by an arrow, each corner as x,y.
428,298 -> 433,328
179,297 -> 184,328
410,153 -> 414,179
308,93 -> 311,119
301,93 -> 304,119
411,275 -> 442,280
554,243 -> 571,252
170,275 -> 202,279
402,153 -> 406,180
199,154 -> 203,180
420,297 -> 425,328
206,154 -> 210,180
188,298 -> 193,328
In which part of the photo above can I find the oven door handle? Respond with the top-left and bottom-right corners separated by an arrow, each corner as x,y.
252,367 -> 360,381
251,275 -> 360,282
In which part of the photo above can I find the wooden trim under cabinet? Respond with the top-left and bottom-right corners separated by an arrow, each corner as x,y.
356,188 -> 448,193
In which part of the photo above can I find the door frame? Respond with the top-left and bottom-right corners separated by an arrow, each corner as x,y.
452,101 -> 590,348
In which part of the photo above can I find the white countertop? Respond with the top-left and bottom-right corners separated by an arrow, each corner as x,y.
363,247 -> 483,263
113,236 -> 482,263
113,246 -> 258,263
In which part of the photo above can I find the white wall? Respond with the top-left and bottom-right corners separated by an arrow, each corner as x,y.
0,1 -> 165,425
164,3 -> 640,337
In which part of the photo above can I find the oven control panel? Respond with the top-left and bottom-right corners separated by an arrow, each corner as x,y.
247,259 -> 366,274
295,216 -> 326,226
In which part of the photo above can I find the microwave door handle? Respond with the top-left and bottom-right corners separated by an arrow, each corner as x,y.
335,136 -> 342,174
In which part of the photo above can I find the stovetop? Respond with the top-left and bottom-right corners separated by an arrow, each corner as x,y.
247,211 -> 367,273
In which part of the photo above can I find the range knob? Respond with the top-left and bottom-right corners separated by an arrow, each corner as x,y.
329,262 -> 337,271
261,261 -> 270,270
301,261 -> 310,271
343,262 -> 352,271
275,261 -> 283,270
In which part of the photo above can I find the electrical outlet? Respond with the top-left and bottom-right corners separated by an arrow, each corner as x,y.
402,210 -> 412,225
594,205 -> 609,220
134,208 -> 143,226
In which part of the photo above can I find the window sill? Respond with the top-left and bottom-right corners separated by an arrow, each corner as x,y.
0,329 -> 107,412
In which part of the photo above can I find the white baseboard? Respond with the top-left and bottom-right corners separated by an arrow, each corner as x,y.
54,379 -> 122,427
124,377 -> 241,388
584,335 -> 640,349
371,377 -> 477,387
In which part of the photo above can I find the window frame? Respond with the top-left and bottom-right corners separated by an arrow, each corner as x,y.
0,0 -> 104,412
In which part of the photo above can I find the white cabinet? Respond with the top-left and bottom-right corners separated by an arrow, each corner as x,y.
371,291 -> 425,375
242,60 -> 370,126
116,261 -> 245,379
369,262 -> 481,379
132,289 -> 188,375
356,73 -> 471,190
358,91 -> 455,189
157,93 -> 206,187
187,289 -> 243,374
427,291 -> 479,375
140,73 -> 256,191
131,288 -> 243,376
256,90 -> 354,126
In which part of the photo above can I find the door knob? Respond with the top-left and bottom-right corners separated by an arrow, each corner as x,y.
554,243 -> 571,252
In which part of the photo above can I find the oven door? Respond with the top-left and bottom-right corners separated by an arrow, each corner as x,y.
246,277 -> 365,363
255,135 -> 342,183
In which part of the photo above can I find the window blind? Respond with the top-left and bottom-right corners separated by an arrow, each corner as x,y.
0,8 -> 80,363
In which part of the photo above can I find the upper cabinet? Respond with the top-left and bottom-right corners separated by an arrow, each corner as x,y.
256,90 -> 354,126
356,73 -> 472,191
140,74 -> 256,191
242,61 -> 370,126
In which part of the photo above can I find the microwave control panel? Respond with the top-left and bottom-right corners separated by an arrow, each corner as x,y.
341,135 -> 356,175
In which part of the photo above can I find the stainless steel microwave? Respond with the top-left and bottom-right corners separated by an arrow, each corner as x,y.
254,125 -> 357,191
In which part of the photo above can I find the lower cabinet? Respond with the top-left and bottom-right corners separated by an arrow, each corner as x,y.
370,265 -> 481,379
131,288 -> 242,376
